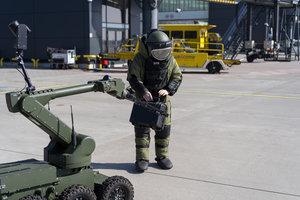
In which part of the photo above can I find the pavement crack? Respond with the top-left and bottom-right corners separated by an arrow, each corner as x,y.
0,149 -> 41,157
147,171 -> 300,198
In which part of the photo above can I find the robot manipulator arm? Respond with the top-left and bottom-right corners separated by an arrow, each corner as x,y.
88,75 -> 128,99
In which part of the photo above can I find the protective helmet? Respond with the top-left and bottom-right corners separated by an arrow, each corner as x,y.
147,31 -> 172,61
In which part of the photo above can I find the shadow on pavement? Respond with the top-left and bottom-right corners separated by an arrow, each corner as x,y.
91,162 -> 164,174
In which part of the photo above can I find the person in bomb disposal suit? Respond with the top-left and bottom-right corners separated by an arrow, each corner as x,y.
127,30 -> 182,172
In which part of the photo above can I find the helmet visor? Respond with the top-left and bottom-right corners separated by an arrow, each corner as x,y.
150,47 -> 172,61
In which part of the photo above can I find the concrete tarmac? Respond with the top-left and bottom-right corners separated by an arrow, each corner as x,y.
0,58 -> 300,199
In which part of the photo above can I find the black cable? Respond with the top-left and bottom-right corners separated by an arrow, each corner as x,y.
10,61 -> 27,93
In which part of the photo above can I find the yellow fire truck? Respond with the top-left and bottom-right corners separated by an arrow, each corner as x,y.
100,24 -> 240,73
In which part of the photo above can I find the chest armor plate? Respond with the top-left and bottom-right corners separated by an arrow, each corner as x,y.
144,57 -> 169,97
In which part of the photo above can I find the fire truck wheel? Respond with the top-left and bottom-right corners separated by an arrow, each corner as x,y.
207,62 -> 221,74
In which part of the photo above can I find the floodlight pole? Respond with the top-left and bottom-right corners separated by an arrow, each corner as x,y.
150,0 -> 159,30
143,0 -> 159,34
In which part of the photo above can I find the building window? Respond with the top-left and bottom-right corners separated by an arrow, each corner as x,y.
102,0 -> 129,24
102,4 -> 106,22
102,0 -> 129,54
171,31 -> 183,39
162,31 -> 170,38
159,0 -> 209,12
102,28 -> 107,52
185,31 -> 197,39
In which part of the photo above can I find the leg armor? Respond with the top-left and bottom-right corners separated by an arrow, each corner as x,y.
155,125 -> 171,160
135,126 -> 150,161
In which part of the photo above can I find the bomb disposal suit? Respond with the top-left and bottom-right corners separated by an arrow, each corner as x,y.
127,31 -> 182,171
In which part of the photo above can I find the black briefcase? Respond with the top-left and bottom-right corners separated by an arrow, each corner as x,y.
129,101 -> 168,131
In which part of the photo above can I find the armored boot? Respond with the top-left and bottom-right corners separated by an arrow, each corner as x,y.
135,126 -> 150,172
155,125 -> 173,169
157,158 -> 173,169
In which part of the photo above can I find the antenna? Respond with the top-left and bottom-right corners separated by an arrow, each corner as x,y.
70,105 -> 77,147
